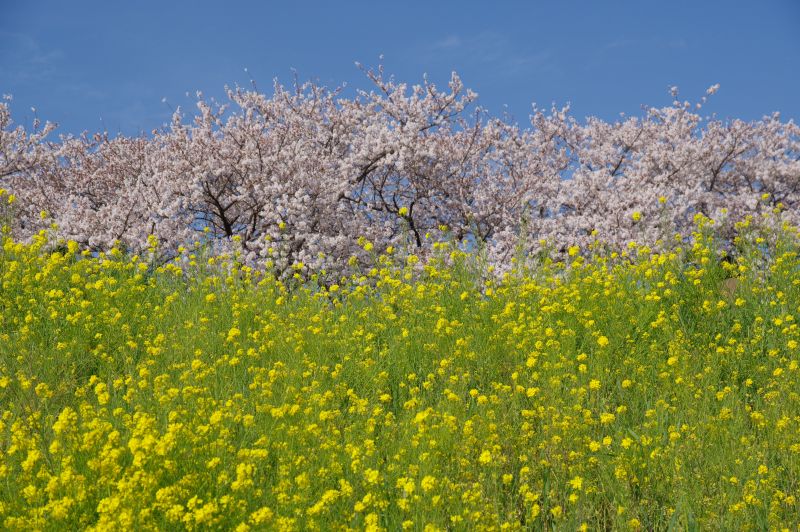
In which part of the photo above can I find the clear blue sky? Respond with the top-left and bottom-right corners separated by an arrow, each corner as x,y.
2,0 -> 799,136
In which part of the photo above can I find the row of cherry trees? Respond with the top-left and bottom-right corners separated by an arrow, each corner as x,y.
2,68 -> 799,275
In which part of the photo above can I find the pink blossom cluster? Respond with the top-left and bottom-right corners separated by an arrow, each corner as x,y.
2,68 -> 799,275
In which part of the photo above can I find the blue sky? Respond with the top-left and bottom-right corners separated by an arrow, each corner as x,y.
2,0 -> 799,136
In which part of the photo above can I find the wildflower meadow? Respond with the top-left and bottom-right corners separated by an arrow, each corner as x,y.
1,205 -> 800,529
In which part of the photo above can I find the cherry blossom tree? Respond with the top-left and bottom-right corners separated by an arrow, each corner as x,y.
2,67 -> 798,276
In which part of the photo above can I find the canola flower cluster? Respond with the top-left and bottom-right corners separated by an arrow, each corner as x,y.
1,216 -> 800,530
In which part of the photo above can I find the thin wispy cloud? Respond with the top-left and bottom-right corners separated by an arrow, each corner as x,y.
0,31 -> 64,84
600,39 -> 638,52
584,36 -> 690,72
432,35 -> 462,50
666,38 -> 688,50
425,31 -> 556,77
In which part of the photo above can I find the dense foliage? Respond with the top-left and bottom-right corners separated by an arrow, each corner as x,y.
2,67 -> 799,278
2,214 -> 800,529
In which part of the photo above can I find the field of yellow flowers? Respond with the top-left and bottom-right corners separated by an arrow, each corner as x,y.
2,217 -> 800,530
